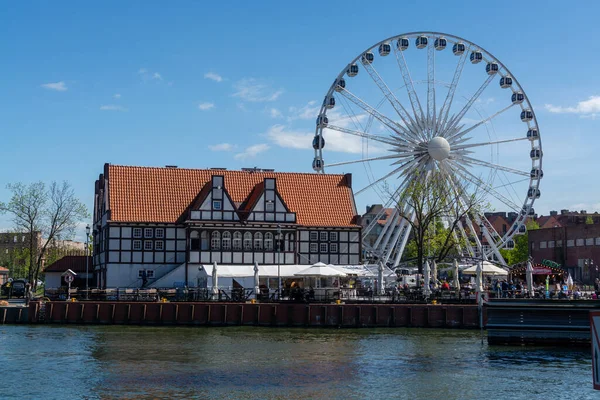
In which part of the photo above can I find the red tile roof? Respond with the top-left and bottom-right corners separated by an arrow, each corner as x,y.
44,256 -> 92,273
107,165 -> 359,227
0,266 -> 8,272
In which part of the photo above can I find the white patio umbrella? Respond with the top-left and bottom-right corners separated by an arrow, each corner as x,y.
212,261 -> 219,296
294,264 -> 347,278
423,260 -> 431,297
463,262 -> 508,276
567,273 -> 574,290
253,262 -> 260,299
475,261 -> 484,293
453,259 -> 460,290
526,260 -> 534,295
377,262 -> 385,295
431,260 -> 439,289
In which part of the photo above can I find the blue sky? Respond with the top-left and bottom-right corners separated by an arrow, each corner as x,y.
1,1 -> 599,240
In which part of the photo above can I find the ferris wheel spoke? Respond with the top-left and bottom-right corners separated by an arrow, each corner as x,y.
338,88 -> 420,145
426,39 -> 436,139
355,156 -> 423,196
446,161 -> 522,212
446,104 -> 516,143
436,47 -> 470,136
360,59 -> 423,141
440,74 -> 495,137
392,42 -> 427,132
451,136 -> 529,151
325,124 -> 397,147
325,154 -> 406,168
458,155 -> 530,177
362,190 -> 403,240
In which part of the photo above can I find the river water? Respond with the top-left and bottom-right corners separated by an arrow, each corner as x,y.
0,325 -> 595,399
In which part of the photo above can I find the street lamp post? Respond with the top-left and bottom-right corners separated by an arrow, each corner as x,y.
277,224 -> 282,300
85,224 -> 90,300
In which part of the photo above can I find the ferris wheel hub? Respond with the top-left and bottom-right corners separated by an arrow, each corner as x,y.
427,136 -> 451,161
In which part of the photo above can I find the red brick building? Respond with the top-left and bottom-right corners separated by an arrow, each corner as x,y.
529,224 -> 600,283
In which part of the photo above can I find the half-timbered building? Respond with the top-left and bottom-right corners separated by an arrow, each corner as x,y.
92,164 -> 362,288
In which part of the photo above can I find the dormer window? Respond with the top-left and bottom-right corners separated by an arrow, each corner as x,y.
213,200 -> 222,210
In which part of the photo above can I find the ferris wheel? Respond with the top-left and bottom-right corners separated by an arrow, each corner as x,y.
312,32 -> 543,267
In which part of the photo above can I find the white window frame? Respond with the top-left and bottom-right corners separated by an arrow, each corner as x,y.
548,241 -> 555,248
320,232 -> 328,242
540,241 -> 547,249
596,238 -> 600,246
155,241 -> 164,251
243,232 -> 252,250
232,232 -> 242,251
144,241 -> 153,250
144,228 -> 153,238
585,238 -> 594,246
133,240 -> 142,250
330,232 -> 338,242
265,201 -> 275,212
147,270 -> 155,278
310,231 -> 318,241
576,238 -> 584,247
213,200 -> 222,210
330,243 -> 338,253
567,240 -> 574,247
155,229 -> 164,239
264,232 -> 273,251
222,231 -> 232,250
320,243 -> 328,253
133,228 -> 142,238
310,243 -> 318,253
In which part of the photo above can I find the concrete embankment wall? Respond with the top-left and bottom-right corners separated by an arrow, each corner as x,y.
25,302 -> 482,328
0,306 -> 28,324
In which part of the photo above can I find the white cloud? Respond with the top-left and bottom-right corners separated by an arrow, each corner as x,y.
204,72 -> 223,82
41,81 -> 67,91
198,102 -> 215,111
233,78 -> 283,102
475,97 -> 495,105
234,144 -> 270,160
208,143 -> 235,151
287,101 -> 319,122
100,105 -> 128,112
545,96 -> 600,119
138,68 -> 163,81
267,108 -> 283,118
264,122 -> 381,155
113,93 -> 121,99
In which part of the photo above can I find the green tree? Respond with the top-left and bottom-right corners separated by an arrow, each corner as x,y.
499,220 -> 539,265
0,181 -> 89,289
586,216 -> 594,225
399,171 -> 485,273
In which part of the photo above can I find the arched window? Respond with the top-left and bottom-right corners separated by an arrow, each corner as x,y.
264,232 -> 273,251
190,231 -> 200,251
201,231 -> 209,250
222,231 -> 231,250
243,232 -> 252,250
211,231 -> 221,250
254,232 -> 263,250
232,231 -> 242,251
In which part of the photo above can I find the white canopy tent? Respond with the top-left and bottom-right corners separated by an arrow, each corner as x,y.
462,261 -> 508,276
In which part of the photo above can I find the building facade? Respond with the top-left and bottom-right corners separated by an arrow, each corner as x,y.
529,223 -> 600,283
93,164 -> 362,288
